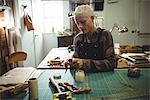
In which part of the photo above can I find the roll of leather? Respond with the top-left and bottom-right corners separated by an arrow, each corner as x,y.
28,78 -> 38,100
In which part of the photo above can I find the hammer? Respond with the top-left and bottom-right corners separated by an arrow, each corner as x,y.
49,76 -> 72,100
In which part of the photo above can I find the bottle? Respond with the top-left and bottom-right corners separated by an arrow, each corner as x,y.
75,70 -> 85,83
114,43 -> 121,55
28,78 -> 38,100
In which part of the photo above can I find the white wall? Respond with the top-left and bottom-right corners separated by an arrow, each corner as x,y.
94,0 -> 149,46
13,0 -> 44,67
63,1 -> 70,30
31,0 -> 44,66
43,33 -> 58,57
105,0 -> 139,45
138,0 -> 149,33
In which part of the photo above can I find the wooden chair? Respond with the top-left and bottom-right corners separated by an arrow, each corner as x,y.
0,52 -> 28,94
8,51 -> 27,67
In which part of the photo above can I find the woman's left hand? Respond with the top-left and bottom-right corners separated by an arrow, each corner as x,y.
64,58 -> 83,72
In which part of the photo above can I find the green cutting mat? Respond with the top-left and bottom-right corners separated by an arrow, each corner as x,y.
37,69 -> 150,100
1,69 -> 150,100
73,69 -> 150,100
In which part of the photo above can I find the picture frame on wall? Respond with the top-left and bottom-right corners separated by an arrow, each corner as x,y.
93,0 -> 104,11
71,0 -> 104,11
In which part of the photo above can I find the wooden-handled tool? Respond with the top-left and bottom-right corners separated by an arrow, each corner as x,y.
59,82 -> 91,94
49,76 -> 62,93
64,82 -> 79,90
49,76 -> 72,100
0,82 -> 28,94
74,87 -> 91,94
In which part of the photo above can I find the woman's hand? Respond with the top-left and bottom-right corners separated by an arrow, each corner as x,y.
64,58 -> 83,72
72,58 -> 83,68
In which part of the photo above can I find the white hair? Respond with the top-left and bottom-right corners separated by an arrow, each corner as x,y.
74,5 -> 94,17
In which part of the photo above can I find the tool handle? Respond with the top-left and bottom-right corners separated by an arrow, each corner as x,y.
74,87 -> 91,94
64,82 -> 79,90
58,83 -> 73,92
49,76 -> 62,93
64,82 -> 73,86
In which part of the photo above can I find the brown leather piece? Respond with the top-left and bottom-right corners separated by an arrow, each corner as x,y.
24,15 -> 34,31
8,51 -> 27,64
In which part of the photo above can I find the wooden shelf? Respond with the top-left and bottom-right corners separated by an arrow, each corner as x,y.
138,33 -> 150,36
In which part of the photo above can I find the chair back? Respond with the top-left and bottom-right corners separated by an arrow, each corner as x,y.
8,51 -> 27,67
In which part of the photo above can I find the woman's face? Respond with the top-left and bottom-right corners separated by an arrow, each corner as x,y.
74,15 -> 95,35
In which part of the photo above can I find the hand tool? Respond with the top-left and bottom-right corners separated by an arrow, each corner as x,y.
58,83 -> 74,92
58,82 -> 91,94
73,86 -> 91,94
49,76 -> 72,100
63,82 -> 79,90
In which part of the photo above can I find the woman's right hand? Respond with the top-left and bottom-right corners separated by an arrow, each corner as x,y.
64,58 -> 83,72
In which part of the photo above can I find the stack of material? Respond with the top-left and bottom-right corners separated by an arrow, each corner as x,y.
0,67 -> 44,94
120,53 -> 150,68
120,45 -> 143,53
128,55 -> 149,64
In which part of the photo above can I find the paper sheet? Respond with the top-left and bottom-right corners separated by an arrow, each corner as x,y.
121,53 -> 146,58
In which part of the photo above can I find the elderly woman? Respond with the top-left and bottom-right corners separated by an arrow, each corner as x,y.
66,5 -> 117,72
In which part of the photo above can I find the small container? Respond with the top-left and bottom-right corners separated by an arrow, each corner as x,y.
114,43 -> 121,55
28,78 -> 38,100
75,70 -> 85,83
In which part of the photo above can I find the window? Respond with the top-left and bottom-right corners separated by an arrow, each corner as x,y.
41,1 -> 70,33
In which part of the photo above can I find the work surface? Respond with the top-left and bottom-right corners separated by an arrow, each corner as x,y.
37,47 -> 73,69
2,47 -> 149,99
2,69 -> 150,100
37,47 -> 150,69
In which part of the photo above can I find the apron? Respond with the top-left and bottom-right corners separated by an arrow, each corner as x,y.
76,29 -> 104,60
